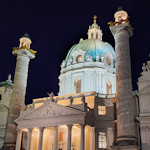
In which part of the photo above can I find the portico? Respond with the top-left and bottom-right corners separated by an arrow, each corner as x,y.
15,124 -> 95,150
14,95 -> 96,150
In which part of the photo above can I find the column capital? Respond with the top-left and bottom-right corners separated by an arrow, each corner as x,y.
38,127 -> 44,132
80,123 -> 85,128
67,124 -> 72,128
16,128 -> 21,131
27,128 -> 32,133
110,22 -> 133,37
80,124 -> 85,150
12,49 -> 35,59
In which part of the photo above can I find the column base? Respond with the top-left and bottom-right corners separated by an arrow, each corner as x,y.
112,145 -> 140,150
2,143 -> 16,150
112,136 -> 140,150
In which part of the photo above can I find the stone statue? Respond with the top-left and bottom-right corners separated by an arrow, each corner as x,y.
89,55 -> 93,62
61,60 -> 66,68
55,97 -> 59,103
70,96 -> 73,105
101,54 -> 104,62
67,58 -> 72,66
96,54 -> 99,62
85,54 -> 89,61
7,74 -> 12,82
85,54 -> 93,62
142,63 -> 147,72
47,92 -> 55,102
21,103 -> 26,111
81,95 -> 86,104
146,61 -> 150,71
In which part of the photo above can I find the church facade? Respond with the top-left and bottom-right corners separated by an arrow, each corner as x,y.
0,7 -> 150,150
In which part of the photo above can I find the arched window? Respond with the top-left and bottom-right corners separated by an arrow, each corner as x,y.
118,15 -> 122,22
27,43 -> 29,48
98,132 -> 107,148
96,33 -> 98,39
21,42 -> 24,46
74,78 -> 81,94
106,81 -> 112,94
91,33 -> 94,39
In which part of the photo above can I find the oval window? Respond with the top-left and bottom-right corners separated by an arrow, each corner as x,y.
76,55 -> 82,63
106,57 -> 111,65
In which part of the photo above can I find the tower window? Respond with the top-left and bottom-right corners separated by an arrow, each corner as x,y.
98,106 -> 106,115
0,94 -> 1,100
21,42 -> 24,46
98,132 -> 106,148
96,33 -> 98,39
118,15 -> 122,22
74,78 -> 81,94
91,33 -> 94,39
106,81 -> 112,94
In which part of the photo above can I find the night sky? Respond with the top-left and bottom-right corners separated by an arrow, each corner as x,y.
0,0 -> 150,104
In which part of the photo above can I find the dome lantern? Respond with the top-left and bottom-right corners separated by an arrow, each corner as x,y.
114,6 -> 128,22
87,15 -> 103,40
19,33 -> 32,48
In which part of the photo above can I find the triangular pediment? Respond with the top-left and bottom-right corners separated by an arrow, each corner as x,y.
16,101 -> 84,122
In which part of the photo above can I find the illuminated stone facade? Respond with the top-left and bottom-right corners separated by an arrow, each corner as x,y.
15,92 -> 115,150
14,15 -> 116,150
0,76 -> 13,149
1,7 -> 150,150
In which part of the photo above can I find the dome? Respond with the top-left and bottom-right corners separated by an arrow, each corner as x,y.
21,33 -> 31,39
65,39 -> 115,61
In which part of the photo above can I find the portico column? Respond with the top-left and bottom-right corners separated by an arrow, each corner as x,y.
54,126 -> 58,150
38,127 -> 44,150
80,124 -> 85,150
67,125 -> 72,150
15,129 -> 22,150
26,128 -> 32,150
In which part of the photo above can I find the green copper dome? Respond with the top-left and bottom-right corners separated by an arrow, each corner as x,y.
66,39 -> 115,61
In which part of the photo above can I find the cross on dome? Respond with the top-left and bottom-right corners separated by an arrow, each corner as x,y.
93,15 -> 97,23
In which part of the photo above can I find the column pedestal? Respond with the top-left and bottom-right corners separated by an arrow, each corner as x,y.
112,145 -> 140,150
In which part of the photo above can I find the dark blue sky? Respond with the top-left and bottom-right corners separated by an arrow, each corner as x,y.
0,0 -> 150,104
